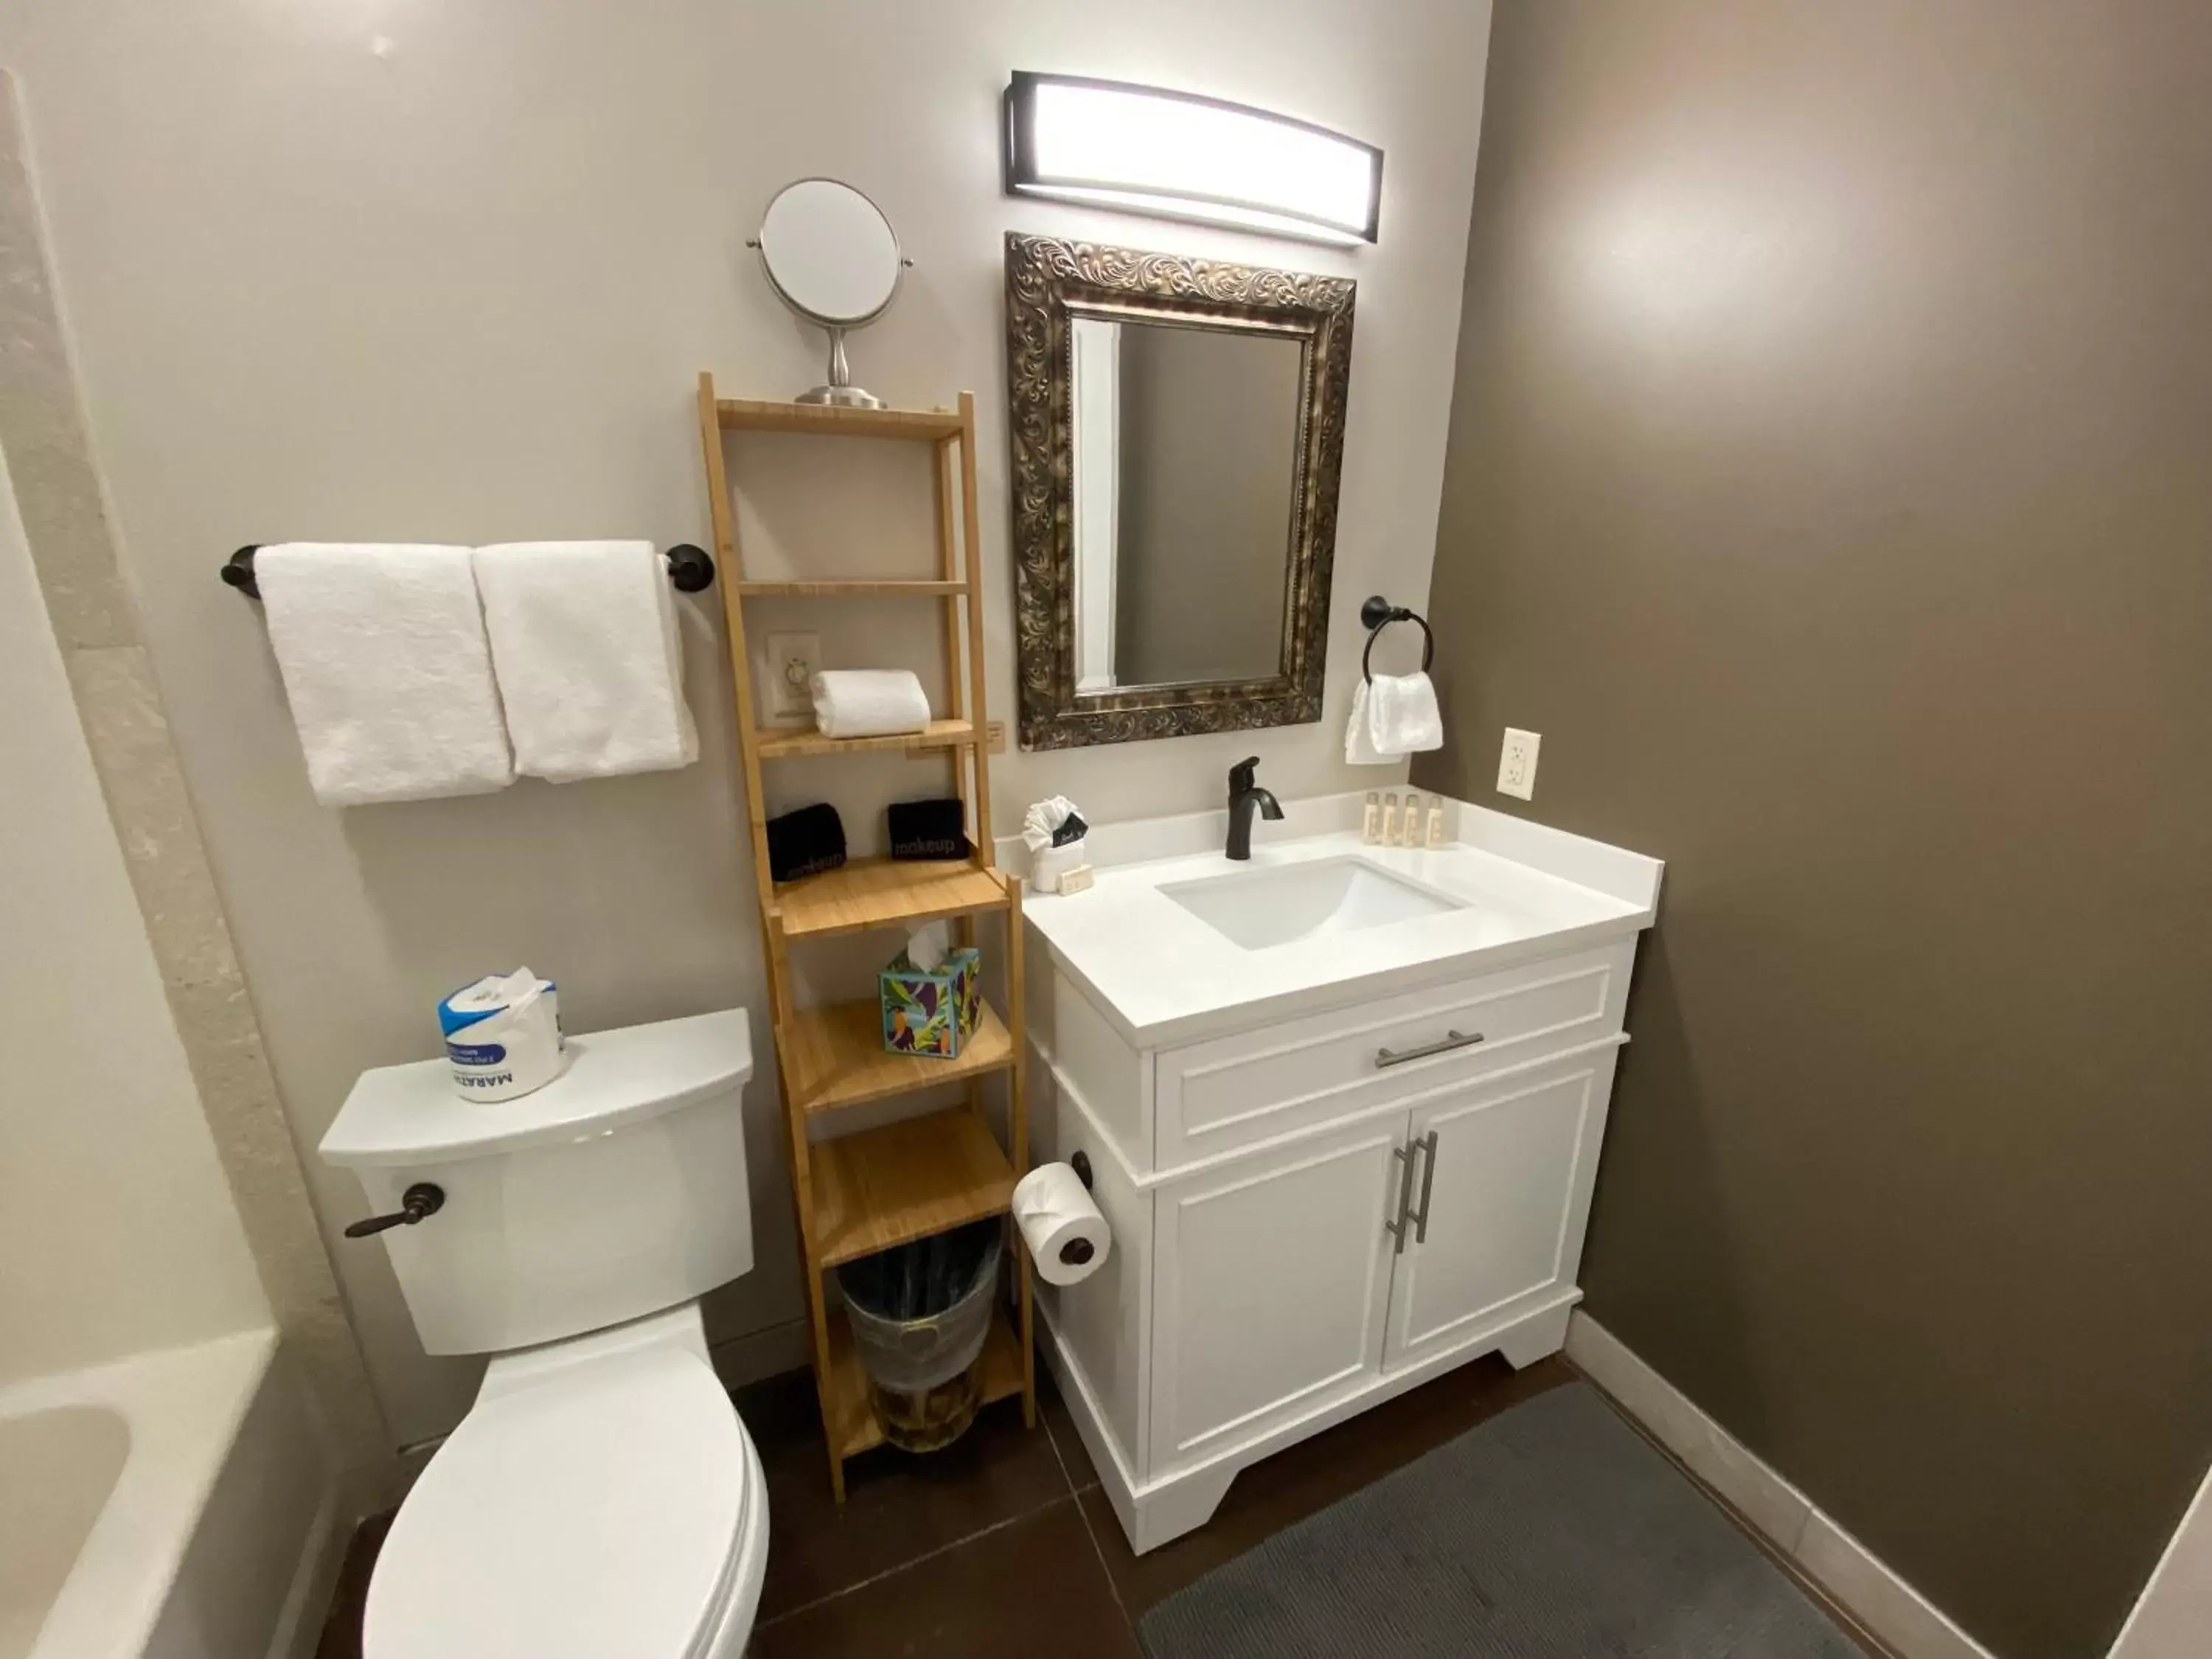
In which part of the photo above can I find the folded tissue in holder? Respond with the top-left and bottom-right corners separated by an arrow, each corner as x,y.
905,919 -> 952,973
1023,796 -> 1091,894
439,968 -> 566,1103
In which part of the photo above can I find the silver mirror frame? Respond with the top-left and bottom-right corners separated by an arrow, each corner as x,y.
1004,232 -> 1356,749
748,178 -> 914,408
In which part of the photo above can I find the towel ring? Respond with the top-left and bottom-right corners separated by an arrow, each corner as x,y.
1360,594 -> 1434,684
220,543 -> 716,599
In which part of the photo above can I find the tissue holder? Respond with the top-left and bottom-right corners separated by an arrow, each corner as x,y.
880,946 -> 982,1058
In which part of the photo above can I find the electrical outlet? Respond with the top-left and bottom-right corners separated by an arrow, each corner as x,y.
1497,728 -> 1541,800
762,633 -> 820,720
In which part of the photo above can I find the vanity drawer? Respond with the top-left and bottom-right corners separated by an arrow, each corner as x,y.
1153,942 -> 1632,1169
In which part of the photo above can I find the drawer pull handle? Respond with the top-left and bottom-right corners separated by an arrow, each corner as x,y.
1374,1029 -> 1484,1068
1383,1144 -> 1419,1255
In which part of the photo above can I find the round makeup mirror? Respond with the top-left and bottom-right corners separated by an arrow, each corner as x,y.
751,178 -> 908,408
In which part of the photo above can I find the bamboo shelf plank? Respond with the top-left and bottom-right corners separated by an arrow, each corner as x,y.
716,397 -> 963,442
809,1108 -> 1016,1269
755,719 -> 975,759
824,1302 -> 1026,1461
734,578 -> 968,598
786,999 -> 1015,1117
773,857 -> 1008,939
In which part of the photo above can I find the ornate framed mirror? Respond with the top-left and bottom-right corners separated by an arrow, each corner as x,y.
1004,234 -> 1355,749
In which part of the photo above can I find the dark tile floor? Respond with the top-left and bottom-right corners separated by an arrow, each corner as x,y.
317,1351 -> 1889,1658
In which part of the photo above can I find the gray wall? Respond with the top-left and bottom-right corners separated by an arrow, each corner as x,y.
1415,4 -> 2212,1656
0,0 -> 1493,1448
1114,323 -> 1301,686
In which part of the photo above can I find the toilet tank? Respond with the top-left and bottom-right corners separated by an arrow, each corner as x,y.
320,1009 -> 754,1357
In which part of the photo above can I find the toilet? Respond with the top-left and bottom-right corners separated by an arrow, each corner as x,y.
319,1009 -> 769,1659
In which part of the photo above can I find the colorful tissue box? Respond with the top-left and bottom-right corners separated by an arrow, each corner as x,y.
880,947 -> 982,1059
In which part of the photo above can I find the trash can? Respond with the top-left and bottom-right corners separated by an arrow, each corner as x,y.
837,1219 -> 1001,1452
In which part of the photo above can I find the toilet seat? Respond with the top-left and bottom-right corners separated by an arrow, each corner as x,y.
365,1342 -> 763,1659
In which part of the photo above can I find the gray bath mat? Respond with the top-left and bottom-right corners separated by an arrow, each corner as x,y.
1138,1382 -> 1862,1659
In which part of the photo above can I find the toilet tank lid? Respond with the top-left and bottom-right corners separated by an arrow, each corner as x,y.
320,1009 -> 752,1169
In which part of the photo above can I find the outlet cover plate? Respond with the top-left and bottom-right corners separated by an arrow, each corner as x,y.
762,632 -> 821,720
1498,727 -> 1540,800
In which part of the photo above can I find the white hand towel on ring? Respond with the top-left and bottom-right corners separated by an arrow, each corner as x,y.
1346,671 -> 1444,762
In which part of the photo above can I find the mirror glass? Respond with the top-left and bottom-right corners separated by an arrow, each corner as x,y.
757,179 -> 902,324
1068,317 -> 1304,692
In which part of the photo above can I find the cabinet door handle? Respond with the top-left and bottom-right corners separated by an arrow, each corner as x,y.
1411,1131 -> 1439,1244
1383,1143 -> 1418,1255
1374,1029 -> 1484,1068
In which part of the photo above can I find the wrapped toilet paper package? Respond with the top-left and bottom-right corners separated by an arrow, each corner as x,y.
439,969 -> 566,1103
1012,1162 -> 1111,1288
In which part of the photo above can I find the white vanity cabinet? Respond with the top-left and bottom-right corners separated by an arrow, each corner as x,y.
1028,929 -> 1636,1553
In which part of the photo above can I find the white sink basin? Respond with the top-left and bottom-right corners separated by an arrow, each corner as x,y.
1160,856 -> 1467,951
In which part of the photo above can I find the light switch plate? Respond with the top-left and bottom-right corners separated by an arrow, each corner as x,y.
1498,728 -> 1541,800
762,633 -> 820,720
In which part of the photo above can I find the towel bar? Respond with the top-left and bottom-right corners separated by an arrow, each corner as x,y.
220,542 -> 716,599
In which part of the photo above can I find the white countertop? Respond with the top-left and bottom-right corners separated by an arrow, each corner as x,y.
1020,799 -> 1662,1047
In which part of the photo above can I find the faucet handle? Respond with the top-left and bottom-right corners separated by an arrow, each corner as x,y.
1229,757 -> 1260,794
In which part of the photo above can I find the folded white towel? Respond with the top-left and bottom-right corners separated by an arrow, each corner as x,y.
257,543 -> 515,807
810,669 -> 930,739
473,540 -> 698,782
1351,671 -> 1444,759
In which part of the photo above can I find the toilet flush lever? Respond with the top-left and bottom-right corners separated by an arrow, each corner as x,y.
344,1183 -> 446,1239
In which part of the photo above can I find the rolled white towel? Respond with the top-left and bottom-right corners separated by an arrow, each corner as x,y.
256,543 -> 514,806
810,669 -> 931,739
473,540 -> 698,783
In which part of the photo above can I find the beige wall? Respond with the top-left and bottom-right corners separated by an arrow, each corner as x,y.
1115,324 -> 1301,686
0,0 -> 1492,1446
0,450 -> 268,1385
1416,4 -> 2212,1656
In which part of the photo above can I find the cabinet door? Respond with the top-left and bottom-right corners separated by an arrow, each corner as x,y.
1383,1053 -> 1615,1371
1150,1114 -> 1405,1477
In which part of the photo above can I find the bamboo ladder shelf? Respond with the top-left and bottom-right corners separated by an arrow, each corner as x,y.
694,375 -> 1033,1501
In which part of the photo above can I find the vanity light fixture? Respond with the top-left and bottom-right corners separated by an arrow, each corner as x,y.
1003,71 -> 1382,246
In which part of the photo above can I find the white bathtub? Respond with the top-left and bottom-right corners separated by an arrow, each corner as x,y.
0,1329 -> 335,1659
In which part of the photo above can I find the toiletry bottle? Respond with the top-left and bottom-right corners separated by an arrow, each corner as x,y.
1362,791 -> 1380,844
1401,793 -> 1425,846
1380,792 -> 1399,844
1426,796 -> 1446,847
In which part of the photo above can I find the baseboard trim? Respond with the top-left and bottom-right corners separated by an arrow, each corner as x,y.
708,1318 -> 811,1392
1565,1312 -> 1997,1659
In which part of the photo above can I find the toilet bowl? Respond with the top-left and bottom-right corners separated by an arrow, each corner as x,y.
364,1305 -> 769,1659
319,1010 -> 769,1658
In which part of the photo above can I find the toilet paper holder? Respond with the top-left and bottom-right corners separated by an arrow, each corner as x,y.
1060,1153 -> 1096,1264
